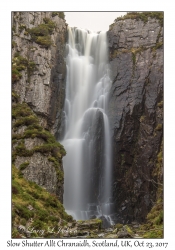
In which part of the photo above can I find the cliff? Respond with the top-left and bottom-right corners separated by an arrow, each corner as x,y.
12,11 -> 67,199
12,12 -> 71,237
12,11 -> 66,134
107,12 -> 163,226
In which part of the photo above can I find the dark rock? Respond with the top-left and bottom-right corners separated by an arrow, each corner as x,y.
99,215 -> 111,229
12,11 -> 67,202
117,231 -> 133,238
76,219 -> 102,231
89,215 -> 97,219
108,16 -> 163,223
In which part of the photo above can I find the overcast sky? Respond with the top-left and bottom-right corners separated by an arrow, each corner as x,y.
64,12 -> 127,32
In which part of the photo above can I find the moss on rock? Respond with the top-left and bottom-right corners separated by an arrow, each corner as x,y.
12,165 -> 73,238
114,12 -> 163,26
12,98 -> 66,184
28,18 -> 56,48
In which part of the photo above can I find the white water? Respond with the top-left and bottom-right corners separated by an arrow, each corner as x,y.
61,27 -> 113,224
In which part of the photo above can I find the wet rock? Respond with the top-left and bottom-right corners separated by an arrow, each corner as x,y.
76,219 -> 102,231
89,215 -> 96,219
99,216 -> 111,229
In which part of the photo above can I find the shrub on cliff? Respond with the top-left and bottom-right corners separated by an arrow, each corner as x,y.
28,18 -> 56,48
12,54 -> 36,83
114,12 -> 163,26
52,12 -> 65,19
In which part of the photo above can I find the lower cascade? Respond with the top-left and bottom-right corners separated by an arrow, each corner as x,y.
61,27 -> 114,226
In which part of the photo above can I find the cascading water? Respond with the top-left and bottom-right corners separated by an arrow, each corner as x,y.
60,27 -> 114,226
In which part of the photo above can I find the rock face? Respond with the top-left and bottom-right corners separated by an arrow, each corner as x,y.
107,15 -> 163,223
12,11 -> 67,133
12,12 -> 67,200
15,153 -> 62,199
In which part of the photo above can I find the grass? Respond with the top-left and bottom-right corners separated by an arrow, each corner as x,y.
12,99 -> 66,183
114,12 -> 163,26
19,162 -> 29,171
12,90 -> 19,102
52,12 -> 65,19
12,165 -> 73,238
13,115 -> 39,128
140,139 -> 163,238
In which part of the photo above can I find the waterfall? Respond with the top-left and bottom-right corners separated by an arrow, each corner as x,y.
61,27 -> 113,225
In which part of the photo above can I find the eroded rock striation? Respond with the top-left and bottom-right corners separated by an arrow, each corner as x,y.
107,14 -> 163,223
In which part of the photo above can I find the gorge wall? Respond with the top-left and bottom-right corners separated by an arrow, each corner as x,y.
12,11 -> 67,201
107,13 -> 163,223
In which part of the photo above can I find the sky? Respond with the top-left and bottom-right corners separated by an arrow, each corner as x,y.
64,12 -> 127,32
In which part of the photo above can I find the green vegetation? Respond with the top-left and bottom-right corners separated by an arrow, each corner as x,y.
155,124 -> 163,131
58,12 -> 65,19
12,100 -> 66,182
51,12 -> 65,19
110,41 -> 163,70
19,162 -> 29,171
14,115 -> 39,128
12,53 -> 37,83
19,24 -> 27,33
114,12 -> 163,26
28,18 -> 56,48
110,46 -> 147,60
12,26 -> 16,32
121,154 -> 125,166
140,201 -> 163,238
12,165 -> 72,238
152,42 -> 163,52
114,223 -> 123,229
132,52 -> 136,66
140,115 -> 145,123
12,91 -> 20,103
12,41 -> 17,48
157,100 -> 163,108
140,140 -> 163,238
12,96 -> 70,238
